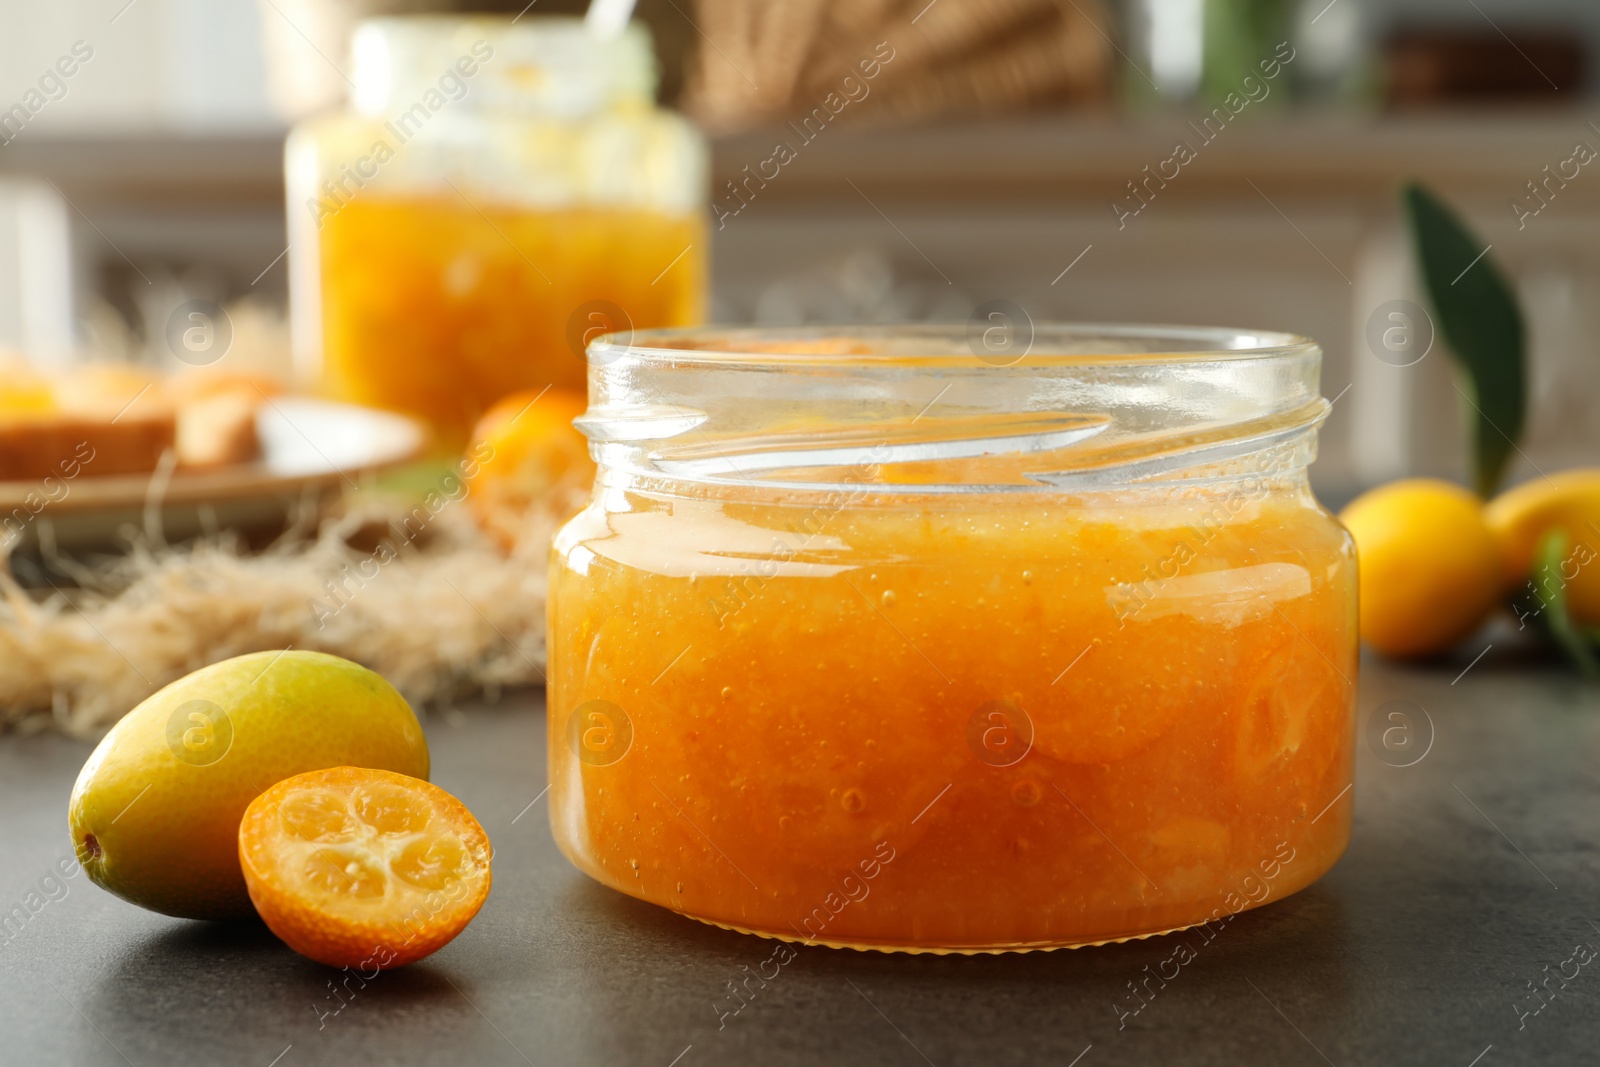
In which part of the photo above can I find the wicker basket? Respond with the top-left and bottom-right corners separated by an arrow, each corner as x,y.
682,0 -> 1114,132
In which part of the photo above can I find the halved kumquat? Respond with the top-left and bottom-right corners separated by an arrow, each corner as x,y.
239,766 -> 491,969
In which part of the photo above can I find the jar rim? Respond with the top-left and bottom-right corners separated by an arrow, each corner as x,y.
588,322 -> 1317,369
580,322 -> 1326,495
350,14 -> 656,119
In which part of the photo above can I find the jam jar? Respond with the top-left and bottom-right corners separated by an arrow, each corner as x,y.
547,324 -> 1356,952
285,15 -> 706,448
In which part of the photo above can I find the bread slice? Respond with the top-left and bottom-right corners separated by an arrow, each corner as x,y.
165,371 -> 284,469
0,363 -> 175,482
0,363 -> 274,482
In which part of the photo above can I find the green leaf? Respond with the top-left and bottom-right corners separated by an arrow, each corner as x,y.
367,461 -> 459,499
1530,528 -> 1600,678
1402,182 -> 1526,497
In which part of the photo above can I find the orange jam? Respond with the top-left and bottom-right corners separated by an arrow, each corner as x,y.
315,198 -> 703,447
549,482 -> 1356,951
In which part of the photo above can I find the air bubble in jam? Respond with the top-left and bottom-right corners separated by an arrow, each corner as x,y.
1011,780 -> 1042,807
841,788 -> 866,814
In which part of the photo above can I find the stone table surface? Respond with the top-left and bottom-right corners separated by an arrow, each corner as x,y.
2,655 -> 1597,1067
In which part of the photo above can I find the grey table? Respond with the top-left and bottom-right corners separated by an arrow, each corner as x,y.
3,655 -> 1597,1066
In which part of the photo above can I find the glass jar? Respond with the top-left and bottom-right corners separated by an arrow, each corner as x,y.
285,16 -> 707,449
548,324 -> 1357,953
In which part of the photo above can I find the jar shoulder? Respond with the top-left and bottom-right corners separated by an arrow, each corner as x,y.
552,487 -> 1357,581
287,106 -> 706,211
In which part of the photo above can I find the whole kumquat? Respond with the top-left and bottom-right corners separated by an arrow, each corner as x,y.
69,651 -> 429,920
464,386 -> 594,548
1339,478 -> 1502,657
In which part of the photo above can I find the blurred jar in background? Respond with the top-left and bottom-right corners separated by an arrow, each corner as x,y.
1123,0 -> 1315,104
286,16 -> 707,448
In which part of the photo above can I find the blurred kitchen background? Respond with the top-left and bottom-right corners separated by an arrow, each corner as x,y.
3,0 -> 1599,501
